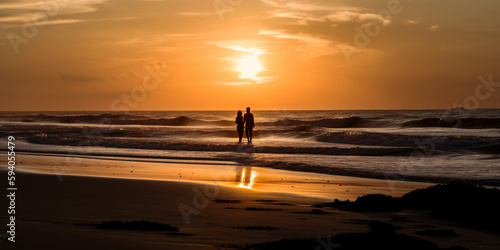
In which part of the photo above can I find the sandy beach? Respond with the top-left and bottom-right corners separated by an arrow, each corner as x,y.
1,153 -> 499,249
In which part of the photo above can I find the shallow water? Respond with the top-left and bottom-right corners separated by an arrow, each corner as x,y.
1,110 -> 499,185
4,153 -> 432,200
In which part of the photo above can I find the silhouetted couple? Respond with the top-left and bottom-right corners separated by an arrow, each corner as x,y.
235,107 -> 254,143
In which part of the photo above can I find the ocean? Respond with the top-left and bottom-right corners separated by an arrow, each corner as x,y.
1,109 -> 499,185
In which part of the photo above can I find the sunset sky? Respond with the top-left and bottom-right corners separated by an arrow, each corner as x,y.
1,0 -> 500,111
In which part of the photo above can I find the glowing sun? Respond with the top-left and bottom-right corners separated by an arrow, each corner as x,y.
237,53 -> 263,79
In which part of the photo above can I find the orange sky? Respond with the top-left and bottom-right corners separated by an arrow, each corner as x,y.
1,0 -> 500,111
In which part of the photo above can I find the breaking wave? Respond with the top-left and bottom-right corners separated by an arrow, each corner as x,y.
403,118 -> 500,129
317,131 -> 500,152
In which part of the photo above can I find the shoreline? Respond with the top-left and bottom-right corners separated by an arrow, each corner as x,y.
1,153 -> 434,200
1,159 -> 499,249
2,145 -> 498,187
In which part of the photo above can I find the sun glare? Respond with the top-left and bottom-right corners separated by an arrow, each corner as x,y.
237,55 -> 263,79
232,46 -> 263,80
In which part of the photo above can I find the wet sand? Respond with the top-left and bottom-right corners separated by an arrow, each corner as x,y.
8,153 -> 432,200
0,153 -> 499,249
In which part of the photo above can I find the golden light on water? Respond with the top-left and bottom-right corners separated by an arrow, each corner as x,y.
237,168 -> 257,189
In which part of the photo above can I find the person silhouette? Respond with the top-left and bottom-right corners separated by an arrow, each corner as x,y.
243,107 -> 254,143
235,110 -> 244,143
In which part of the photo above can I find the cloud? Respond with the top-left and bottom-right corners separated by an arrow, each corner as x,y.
261,0 -> 346,12
258,29 -> 338,59
251,76 -> 274,84
269,10 -> 325,23
217,75 -> 274,85
0,0 -> 108,14
218,77 -> 273,86
261,0 -> 391,26
429,25 -> 439,31
61,74 -> 104,82
0,1 -> 45,10
358,13 -> 391,26
0,15 -> 81,29
44,19 -> 82,25
407,20 -> 418,24
178,12 -> 209,16
47,0 -> 108,15
326,11 -> 360,23
263,0 -> 361,25
208,41 -> 266,55
0,0 -> 108,28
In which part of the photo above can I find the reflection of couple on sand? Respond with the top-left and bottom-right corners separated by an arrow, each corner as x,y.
235,107 -> 254,143
235,166 -> 254,188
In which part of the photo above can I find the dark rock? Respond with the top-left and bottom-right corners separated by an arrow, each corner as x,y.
96,220 -> 178,231
415,229 -> 460,237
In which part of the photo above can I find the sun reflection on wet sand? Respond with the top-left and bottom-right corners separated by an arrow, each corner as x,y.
9,154 -> 433,200
237,167 -> 257,189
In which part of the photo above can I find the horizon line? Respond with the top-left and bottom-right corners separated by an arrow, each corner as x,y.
1,108 -> 500,112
